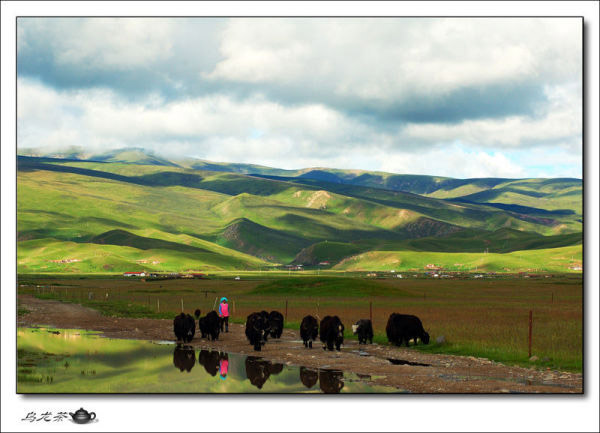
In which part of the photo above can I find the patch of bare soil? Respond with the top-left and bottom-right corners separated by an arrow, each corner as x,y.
17,295 -> 582,393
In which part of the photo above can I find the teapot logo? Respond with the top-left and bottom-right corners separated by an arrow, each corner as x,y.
69,408 -> 96,424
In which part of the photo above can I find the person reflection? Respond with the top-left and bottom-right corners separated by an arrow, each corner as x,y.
172,346 -> 196,373
319,370 -> 344,394
197,350 -> 220,376
219,353 -> 229,380
299,366 -> 318,389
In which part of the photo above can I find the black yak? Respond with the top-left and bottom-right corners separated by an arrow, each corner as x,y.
300,315 -> 319,348
352,319 -> 374,344
197,349 -> 220,376
173,313 -> 195,344
245,312 -> 271,351
386,313 -> 430,347
203,310 -> 221,341
319,369 -> 344,394
195,309 -> 209,339
268,311 -> 284,339
172,346 -> 196,373
299,366 -> 318,389
320,315 -> 344,351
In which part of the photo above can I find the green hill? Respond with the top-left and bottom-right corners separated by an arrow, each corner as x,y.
334,245 -> 582,273
16,155 -> 582,273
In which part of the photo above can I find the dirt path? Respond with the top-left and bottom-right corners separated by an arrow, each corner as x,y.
18,295 -> 582,393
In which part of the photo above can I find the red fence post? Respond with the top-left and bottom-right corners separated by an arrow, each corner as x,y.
528,310 -> 533,358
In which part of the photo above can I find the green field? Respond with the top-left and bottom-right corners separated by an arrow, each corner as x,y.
18,273 -> 583,373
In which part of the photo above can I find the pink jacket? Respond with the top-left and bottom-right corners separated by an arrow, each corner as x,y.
220,359 -> 229,376
219,302 -> 229,317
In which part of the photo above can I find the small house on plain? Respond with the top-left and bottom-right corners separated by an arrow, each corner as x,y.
123,271 -> 146,277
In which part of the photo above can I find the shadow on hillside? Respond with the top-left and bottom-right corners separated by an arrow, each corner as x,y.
18,157 -> 205,189
88,230 -> 211,253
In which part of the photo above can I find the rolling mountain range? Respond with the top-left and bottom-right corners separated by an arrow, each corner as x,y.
16,148 -> 582,273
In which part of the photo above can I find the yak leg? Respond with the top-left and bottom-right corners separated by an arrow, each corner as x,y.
309,340 -> 312,349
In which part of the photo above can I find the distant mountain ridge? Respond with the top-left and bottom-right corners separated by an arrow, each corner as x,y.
17,146 -> 581,199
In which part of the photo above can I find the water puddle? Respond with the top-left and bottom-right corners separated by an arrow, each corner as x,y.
387,358 -> 431,367
17,328 -> 401,394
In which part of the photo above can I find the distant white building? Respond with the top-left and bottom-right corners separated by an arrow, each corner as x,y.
123,271 -> 146,277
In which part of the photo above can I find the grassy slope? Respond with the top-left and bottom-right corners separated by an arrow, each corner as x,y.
50,159 -> 581,236
17,168 -> 269,272
17,158 -> 582,272
261,176 -> 580,236
334,245 -> 582,272
429,178 -> 582,213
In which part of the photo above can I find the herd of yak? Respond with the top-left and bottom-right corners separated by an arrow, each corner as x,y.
174,308 -> 430,351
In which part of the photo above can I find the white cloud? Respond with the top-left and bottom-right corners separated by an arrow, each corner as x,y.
377,146 -> 527,178
16,78 -> 368,154
18,18 -> 176,69
401,87 -> 581,151
207,18 -> 581,102
15,15 -> 583,179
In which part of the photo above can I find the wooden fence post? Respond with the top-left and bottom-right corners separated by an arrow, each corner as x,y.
181,298 -> 184,312
157,298 -> 160,313
528,310 -> 533,358
316,298 -> 319,319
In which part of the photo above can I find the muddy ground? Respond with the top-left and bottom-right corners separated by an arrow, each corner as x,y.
17,295 -> 582,393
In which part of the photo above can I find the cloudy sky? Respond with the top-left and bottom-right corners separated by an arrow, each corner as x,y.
17,17 -> 582,178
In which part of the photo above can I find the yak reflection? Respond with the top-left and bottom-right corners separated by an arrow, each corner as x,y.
245,356 -> 284,389
172,346 -> 196,373
299,366 -> 318,389
197,350 -> 231,377
319,369 -> 344,394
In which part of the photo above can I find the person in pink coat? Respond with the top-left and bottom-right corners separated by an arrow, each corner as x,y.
218,297 -> 230,333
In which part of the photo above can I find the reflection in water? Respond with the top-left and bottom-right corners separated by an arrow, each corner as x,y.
197,350 -> 230,379
173,346 -> 196,373
299,367 -> 318,389
319,370 -> 344,394
219,353 -> 229,380
245,356 -> 285,390
198,350 -> 220,376
18,328 -> 400,393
